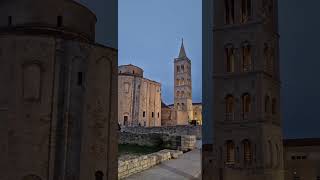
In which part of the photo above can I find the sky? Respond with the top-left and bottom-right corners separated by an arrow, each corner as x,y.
118,0 -> 202,105
78,0 -> 320,139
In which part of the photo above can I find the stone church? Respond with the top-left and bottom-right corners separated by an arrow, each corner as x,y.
0,0 -> 118,180
202,0 -> 320,180
118,64 -> 162,127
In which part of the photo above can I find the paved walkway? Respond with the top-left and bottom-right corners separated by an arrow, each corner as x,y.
125,141 -> 202,180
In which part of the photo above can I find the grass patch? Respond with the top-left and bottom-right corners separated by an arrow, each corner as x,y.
118,144 -> 164,157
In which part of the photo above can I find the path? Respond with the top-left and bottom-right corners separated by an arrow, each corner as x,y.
125,140 -> 202,180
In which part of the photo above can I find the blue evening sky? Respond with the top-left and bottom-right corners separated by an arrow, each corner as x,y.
119,0 -> 202,105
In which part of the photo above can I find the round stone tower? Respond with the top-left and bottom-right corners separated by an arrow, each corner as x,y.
0,1 -> 118,180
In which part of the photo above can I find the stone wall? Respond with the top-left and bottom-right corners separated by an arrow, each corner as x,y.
119,132 -> 196,151
118,149 -> 183,179
122,125 -> 202,139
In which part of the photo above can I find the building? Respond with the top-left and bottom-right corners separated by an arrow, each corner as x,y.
0,0 -> 118,180
207,0 -> 284,179
161,101 -> 176,126
283,138 -> 320,180
192,103 -> 202,125
174,39 -> 193,125
164,102 -> 202,126
118,64 -> 161,127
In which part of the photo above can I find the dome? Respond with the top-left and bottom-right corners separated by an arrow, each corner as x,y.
0,0 -> 97,42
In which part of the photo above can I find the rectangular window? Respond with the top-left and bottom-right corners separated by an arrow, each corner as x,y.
8,16 -> 12,26
157,112 -> 159,118
57,16 -> 63,27
143,111 -> 145,117
77,72 -> 83,86
152,112 -> 154,118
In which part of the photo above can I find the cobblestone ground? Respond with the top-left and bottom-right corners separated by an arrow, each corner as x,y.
125,140 -> 202,180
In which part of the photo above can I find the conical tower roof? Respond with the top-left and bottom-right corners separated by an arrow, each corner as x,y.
178,38 -> 187,58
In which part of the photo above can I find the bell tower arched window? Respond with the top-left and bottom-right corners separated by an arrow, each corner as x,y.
243,139 -> 252,164
225,0 -> 235,24
242,93 -> 251,119
242,43 -> 252,72
225,46 -> 235,73
226,140 -> 235,165
265,95 -> 270,113
241,0 -> 251,23
272,98 -> 277,114
225,95 -> 234,121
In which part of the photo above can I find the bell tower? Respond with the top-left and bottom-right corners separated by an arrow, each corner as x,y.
174,39 -> 193,125
211,0 -> 284,179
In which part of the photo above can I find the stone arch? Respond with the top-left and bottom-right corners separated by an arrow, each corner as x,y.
95,171 -> 104,180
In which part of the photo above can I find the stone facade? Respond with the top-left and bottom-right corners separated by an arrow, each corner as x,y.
0,0 -> 118,180
118,64 -> 161,127
204,0 -> 284,179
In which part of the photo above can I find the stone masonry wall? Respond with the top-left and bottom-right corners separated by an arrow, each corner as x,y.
119,132 -> 196,151
122,125 -> 202,139
118,149 -> 183,179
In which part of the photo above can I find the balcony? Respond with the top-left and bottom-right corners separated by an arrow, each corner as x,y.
225,113 -> 235,121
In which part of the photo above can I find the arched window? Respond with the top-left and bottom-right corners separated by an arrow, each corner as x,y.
242,93 -> 251,119
177,65 -> 180,72
181,91 -> 185,97
242,43 -> 252,72
181,78 -> 185,85
181,65 -> 184,72
225,0 -> 235,24
177,91 -> 180,97
243,139 -> 252,164
95,171 -> 103,180
265,95 -> 270,113
241,0 -> 251,23
272,98 -> 277,114
225,95 -> 234,121
226,140 -> 235,165
225,46 -> 235,73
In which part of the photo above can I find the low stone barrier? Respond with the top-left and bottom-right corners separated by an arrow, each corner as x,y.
119,132 -> 196,151
118,149 -> 183,179
121,125 -> 202,139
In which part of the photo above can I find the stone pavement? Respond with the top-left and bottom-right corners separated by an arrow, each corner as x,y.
125,141 -> 202,180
